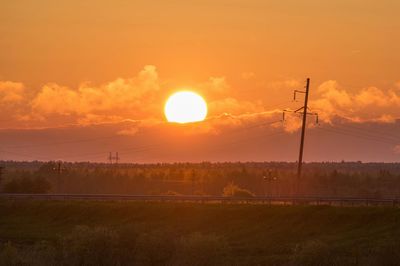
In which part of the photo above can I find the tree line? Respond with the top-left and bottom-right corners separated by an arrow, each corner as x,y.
1,161 -> 400,198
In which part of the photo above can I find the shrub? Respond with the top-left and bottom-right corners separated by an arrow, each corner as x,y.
222,182 -> 255,197
162,190 -> 182,196
2,176 -> 51,194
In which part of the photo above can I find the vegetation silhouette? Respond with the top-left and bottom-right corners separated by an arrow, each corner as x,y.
1,201 -> 400,265
1,161 -> 400,198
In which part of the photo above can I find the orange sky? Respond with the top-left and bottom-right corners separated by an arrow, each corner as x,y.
0,0 -> 399,162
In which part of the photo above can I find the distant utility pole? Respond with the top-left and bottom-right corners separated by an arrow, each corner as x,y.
115,152 -> 120,164
54,160 -> 64,175
53,160 -> 66,192
108,152 -> 113,164
283,78 -> 318,182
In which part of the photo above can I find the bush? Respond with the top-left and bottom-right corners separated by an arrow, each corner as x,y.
223,182 -> 255,197
162,190 -> 182,196
2,176 -> 51,194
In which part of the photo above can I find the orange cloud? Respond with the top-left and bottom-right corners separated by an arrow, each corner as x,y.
310,81 -> 400,124
208,97 -> 264,116
0,66 -> 399,133
32,65 -> 160,117
32,83 -> 81,115
0,81 -> 25,104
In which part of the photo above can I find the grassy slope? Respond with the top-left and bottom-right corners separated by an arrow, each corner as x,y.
0,200 -> 400,264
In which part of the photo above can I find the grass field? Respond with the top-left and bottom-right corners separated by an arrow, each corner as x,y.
0,200 -> 400,265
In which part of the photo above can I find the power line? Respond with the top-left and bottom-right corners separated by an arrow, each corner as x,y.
315,126 -> 396,146
0,118 -> 285,162
2,134 -> 122,149
334,124 -> 399,143
336,122 -> 400,142
307,111 -> 400,142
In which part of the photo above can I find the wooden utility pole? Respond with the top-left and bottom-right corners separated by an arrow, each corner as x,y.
282,78 -> 317,195
297,78 -> 310,180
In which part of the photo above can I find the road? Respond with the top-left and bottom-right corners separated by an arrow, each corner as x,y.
0,193 -> 399,207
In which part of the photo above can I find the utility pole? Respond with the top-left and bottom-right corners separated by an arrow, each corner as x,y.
52,160 -> 65,193
297,78 -> 310,180
55,161 -> 63,174
283,78 -> 318,194
108,152 -> 113,164
115,152 -> 120,164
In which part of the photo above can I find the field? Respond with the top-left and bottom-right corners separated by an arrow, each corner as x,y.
1,200 -> 400,265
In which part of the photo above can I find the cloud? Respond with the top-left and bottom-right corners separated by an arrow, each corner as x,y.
266,79 -> 303,92
0,81 -> 32,127
281,114 -> 303,133
0,81 -> 25,104
355,87 -> 395,107
310,81 -> 400,124
32,65 -> 160,117
0,65 -> 273,130
192,110 -> 283,136
32,83 -> 80,115
116,109 -> 283,138
208,97 -> 264,116
117,127 -> 139,136
196,76 -> 230,100
0,67 -> 399,134
77,114 -> 126,126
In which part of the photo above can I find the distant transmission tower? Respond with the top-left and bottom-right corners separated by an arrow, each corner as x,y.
108,152 -> 113,164
116,152 -> 119,164
283,78 -> 318,182
108,152 -> 120,164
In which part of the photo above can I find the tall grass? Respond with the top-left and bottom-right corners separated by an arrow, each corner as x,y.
0,227 -> 231,266
1,200 -> 400,265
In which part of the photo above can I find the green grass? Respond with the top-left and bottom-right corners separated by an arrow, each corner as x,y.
1,200 -> 400,265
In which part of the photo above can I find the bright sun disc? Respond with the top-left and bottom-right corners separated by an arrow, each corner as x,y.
164,91 -> 207,123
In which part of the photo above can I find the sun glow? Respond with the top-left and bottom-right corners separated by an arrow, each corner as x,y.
164,91 -> 208,123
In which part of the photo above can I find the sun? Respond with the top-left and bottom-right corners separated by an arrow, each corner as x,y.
164,91 -> 208,123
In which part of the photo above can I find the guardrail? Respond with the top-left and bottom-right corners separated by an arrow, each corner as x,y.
0,193 -> 399,207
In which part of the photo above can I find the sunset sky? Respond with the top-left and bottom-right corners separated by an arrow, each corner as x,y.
1,0 -> 400,162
